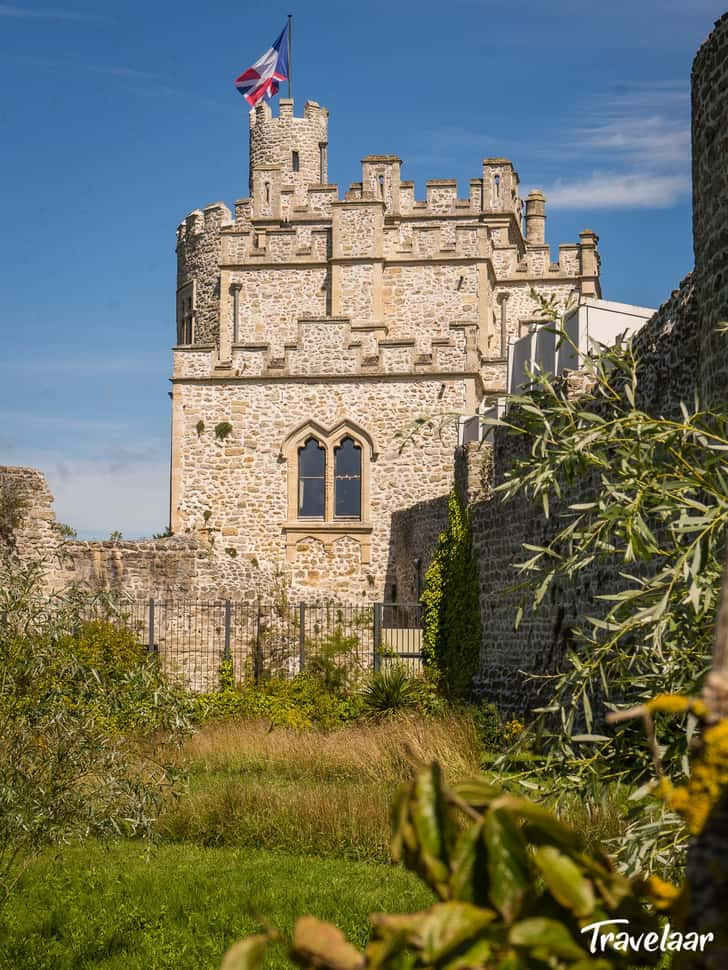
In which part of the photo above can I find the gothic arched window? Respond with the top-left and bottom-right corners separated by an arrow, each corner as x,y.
281,421 -> 375,564
334,437 -> 361,518
297,437 -> 326,518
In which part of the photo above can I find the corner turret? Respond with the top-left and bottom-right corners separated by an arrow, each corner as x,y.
249,98 -> 329,212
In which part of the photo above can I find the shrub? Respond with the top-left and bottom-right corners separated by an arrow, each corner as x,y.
473,700 -> 502,750
305,627 -> 363,692
361,665 -> 419,716
192,674 -> 364,731
0,560 -> 191,908
62,619 -> 144,677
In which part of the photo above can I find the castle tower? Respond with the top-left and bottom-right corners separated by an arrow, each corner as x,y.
173,94 -> 601,602
249,98 -> 329,213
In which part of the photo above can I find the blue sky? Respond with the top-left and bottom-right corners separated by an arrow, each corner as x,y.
0,0 -> 724,538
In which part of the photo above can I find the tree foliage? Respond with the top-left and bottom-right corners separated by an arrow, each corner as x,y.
491,307 -> 728,872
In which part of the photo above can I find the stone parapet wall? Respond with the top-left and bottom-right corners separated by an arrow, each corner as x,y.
176,96 -> 600,401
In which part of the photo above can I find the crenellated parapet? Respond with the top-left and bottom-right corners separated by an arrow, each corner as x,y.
174,96 -> 601,388
173,315 -> 479,382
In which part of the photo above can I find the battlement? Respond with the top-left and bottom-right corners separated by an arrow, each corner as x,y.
172,314 -> 478,381
175,94 -> 601,381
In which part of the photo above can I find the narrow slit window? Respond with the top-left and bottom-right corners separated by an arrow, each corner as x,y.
334,436 -> 361,518
292,150 -> 300,172
178,295 -> 193,345
298,438 -> 325,517
265,182 -> 270,204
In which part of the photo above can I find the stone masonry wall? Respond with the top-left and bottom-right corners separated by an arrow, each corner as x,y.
171,374 -> 468,602
692,12 -> 728,408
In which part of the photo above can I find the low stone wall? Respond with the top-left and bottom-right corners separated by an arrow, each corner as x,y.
0,465 -> 272,601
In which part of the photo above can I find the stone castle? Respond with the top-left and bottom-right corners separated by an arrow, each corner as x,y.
2,10 -> 727,704
170,97 -> 601,601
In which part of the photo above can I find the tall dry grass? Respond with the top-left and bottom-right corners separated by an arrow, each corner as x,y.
176,710 -> 483,783
157,713 -> 483,861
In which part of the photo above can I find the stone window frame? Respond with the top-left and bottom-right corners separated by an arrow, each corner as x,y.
280,419 -> 376,564
176,280 -> 196,346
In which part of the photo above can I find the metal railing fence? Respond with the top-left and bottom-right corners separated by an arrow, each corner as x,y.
92,598 -> 423,692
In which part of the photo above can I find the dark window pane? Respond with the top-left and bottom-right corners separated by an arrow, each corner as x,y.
298,438 -> 325,517
299,477 -> 325,517
334,437 -> 361,518
334,437 -> 361,476
335,477 -> 361,517
299,438 -> 325,476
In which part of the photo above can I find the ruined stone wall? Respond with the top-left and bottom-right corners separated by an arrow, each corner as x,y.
0,466 -> 62,567
0,465 -> 272,602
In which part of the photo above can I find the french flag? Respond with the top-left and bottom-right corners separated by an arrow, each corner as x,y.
234,23 -> 290,107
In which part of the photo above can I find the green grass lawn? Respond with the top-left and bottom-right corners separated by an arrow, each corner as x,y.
0,714 -> 628,968
0,841 -> 433,970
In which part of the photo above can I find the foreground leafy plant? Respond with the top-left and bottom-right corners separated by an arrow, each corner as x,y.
223,762 -> 670,969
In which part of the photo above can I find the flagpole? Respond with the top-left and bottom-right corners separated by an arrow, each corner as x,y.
287,14 -> 293,100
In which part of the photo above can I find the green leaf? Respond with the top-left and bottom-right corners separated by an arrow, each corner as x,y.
419,902 -> 496,964
451,778 -> 500,810
441,936 -> 494,970
489,796 -> 575,853
484,808 -> 530,923
509,917 -> 588,961
532,846 -> 595,917
413,763 -> 450,892
449,819 -> 489,903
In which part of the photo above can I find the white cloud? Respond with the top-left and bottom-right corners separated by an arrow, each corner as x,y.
535,81 -> 691,211
579,114 -> 689,168
544,172 -> 689,210
38,456 -> 169,539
